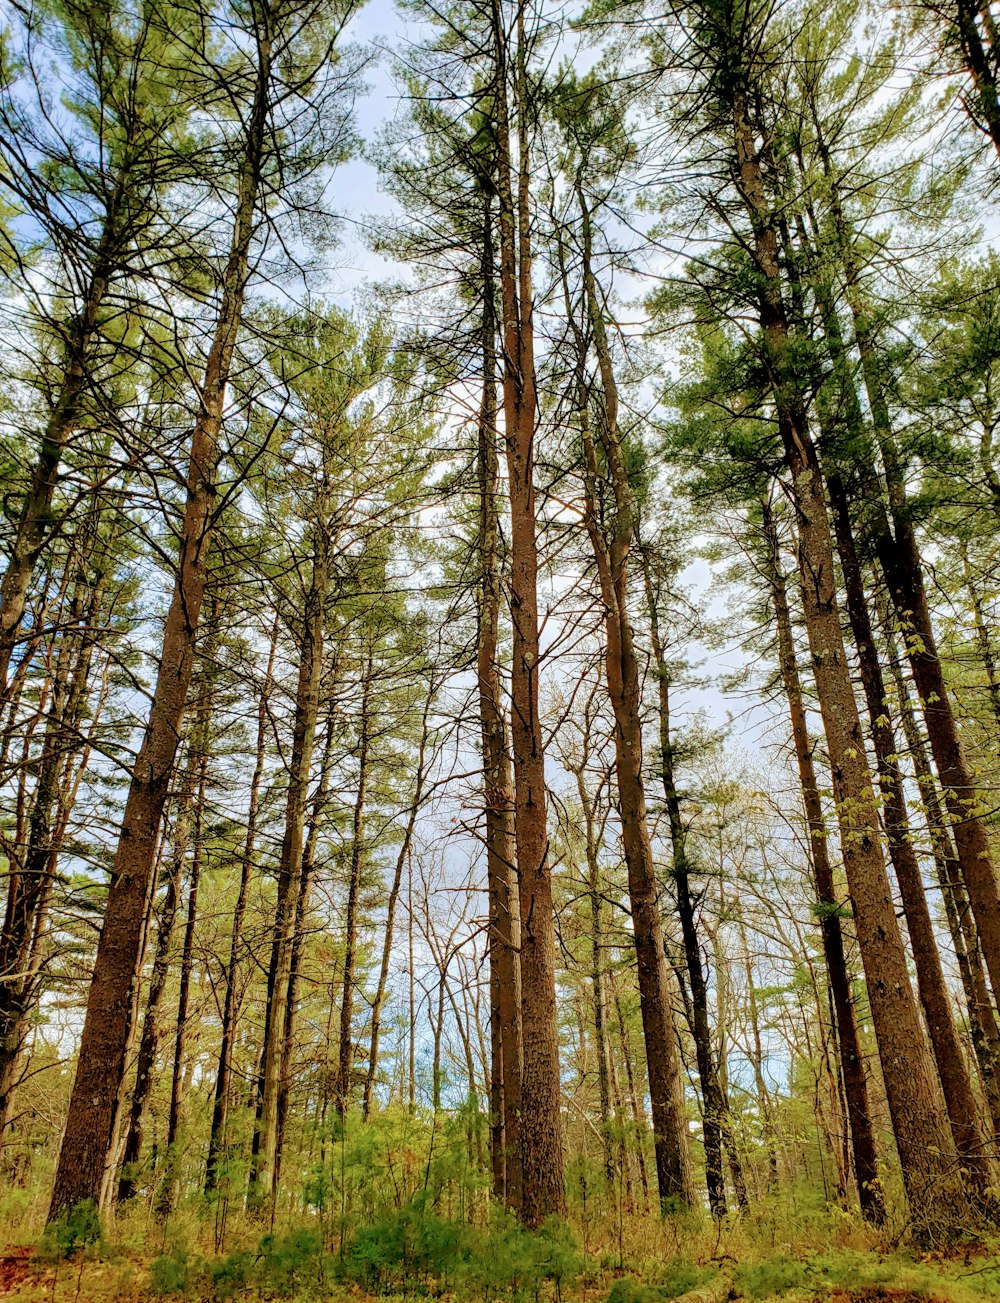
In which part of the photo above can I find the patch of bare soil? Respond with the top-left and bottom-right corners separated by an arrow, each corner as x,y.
827,1289 -> 948,1303
0,1248 -> 33,1297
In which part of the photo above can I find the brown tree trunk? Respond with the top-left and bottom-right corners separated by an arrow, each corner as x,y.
276,698 -> 338,1185
640,550 -> 731,1218
49,22 -> 273,1218
115,777 -> 192,1204
760,500 -> 884,1220
489,0 -> 564,1225
205,615 -> 279,1194
567,193 -> 693,1210
475,199 -> 524,1212
335,658 -> 372,1116
732,95 -> 960,1224
826,474 -> 991,1189
157,739 -> 209,1216
364,695 -> 431,1119
255,517 -> 329,1209
0,552 -> 107,1119
817,147 -> 1000,1016
882,608 -> 1000,1140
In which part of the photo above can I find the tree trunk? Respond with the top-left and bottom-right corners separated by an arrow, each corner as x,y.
760,500 -> 883,1219
48,23 -> 272,1219
115,777 -> 192,1204
335,659 -> 372,1116
882,607 -> 1000,1140
206,614 -> 279,1194
826,473 -> 991,1190
640,550 -> 731,1218
732,95 -> 960,1225
489,0 -> 564,1225
818,147 -> 1000,1016
276,698 -> 338,1185
474,197 -> 524,1212
568,192 -> 693,1210
364,695 -> 431,1119
157,741 -> 209,1216
255,516 -> 329,1209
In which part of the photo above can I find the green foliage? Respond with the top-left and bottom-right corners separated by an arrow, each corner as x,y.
35,1199 -> 103,1262
606,1259 -> 713,1303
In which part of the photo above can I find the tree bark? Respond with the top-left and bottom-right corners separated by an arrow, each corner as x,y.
474,197 -> 524,1212
568,192 -> 693,1211
731,92 -> 960,1224
640,550 -> 731,1218
334,658 -> 372,1116
489,0 -> 564,1225
48,15 -> 274,1217
827,473 -> 991,1190
206,614 -> 279,1194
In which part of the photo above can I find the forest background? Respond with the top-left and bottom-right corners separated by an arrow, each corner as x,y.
2,0 -> 1000,1300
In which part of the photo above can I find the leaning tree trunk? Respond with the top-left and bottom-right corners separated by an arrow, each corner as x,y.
827,473 -> 991,1191
760,501 -> 883,1220
731,89 -> 961,1227
567,203 -> 692,1210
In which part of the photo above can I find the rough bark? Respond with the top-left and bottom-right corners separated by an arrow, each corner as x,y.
817,144 -> 1000,1015
761,483 -> 881,1218
334,659 -> 372,1116
827,474 -> 991,1189
205,615 -> 279,1194
731,91 -> 960,1223
489,0 -> 564,1225
475,199 -> 524,1212
640,550 -> 730,1218
49,20 -> 272,1218
568,192 -> 693,1210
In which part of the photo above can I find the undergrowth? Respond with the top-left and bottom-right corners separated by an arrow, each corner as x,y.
1,1188 -> 999,1302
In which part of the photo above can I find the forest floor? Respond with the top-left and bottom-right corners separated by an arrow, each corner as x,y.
0,1200 -> 997,1303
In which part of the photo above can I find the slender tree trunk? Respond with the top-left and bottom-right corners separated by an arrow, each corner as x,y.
960,542 -> 1000,732
0,207 -> 124,702
612,978 -> 649,1208
49,26 -> 273,1218
0,557 -> 105,1118
474,199 -> 524,1211
206,615 -> 279,1194
335,660 -> 372,1116
760,501 -> 883,1221
365,697 -> 431,1119
489,0 -> 564,1225
115,778 -> 192,1204
255,515 -> 329,1208
157,742 -> 209,1216
640,550 -> 730,1218
567,195 -> 693,1210
276,699 -> 338,1185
